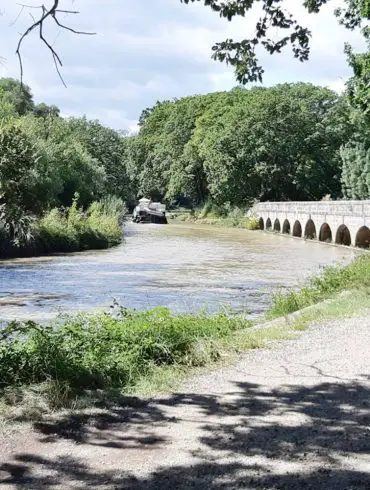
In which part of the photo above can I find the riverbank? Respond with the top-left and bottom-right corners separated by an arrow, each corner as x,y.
0,197 -> 124,259
171,213 -> 260,230
169,203 -> 260,230
1,252 -> 369,420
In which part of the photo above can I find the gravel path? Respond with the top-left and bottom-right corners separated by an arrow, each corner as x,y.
1,316 -> 370,489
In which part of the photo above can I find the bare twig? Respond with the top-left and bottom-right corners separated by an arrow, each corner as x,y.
52,16 -> 95,36
15,0 -> 95,86
39,5 -> 67,87
9,5 -> 25,26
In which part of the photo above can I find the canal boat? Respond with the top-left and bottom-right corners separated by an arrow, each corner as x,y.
132,198 -> 167,224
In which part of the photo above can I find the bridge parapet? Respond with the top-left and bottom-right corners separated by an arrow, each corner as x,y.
254,200 -> 370,217
251,201 -> 370,248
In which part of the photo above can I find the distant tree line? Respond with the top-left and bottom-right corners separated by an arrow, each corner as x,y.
2,74 -> 370,234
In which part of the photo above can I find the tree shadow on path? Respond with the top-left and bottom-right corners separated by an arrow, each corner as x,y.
1,375 -> 369,489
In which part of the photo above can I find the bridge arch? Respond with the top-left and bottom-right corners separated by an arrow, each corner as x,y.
319,223 -> 332,243
304,219 -> 317,240
355,226 -> 370,249
335,225 -> 351,246
292,220 -> 302,237
258,218 -> 264,230
266,218 -> 272,230
273,218 -> 281,232
282,219 -> 291,234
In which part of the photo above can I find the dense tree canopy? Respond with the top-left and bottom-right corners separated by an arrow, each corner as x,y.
0,72 -> 370,233
345,31 -> 370,118
128,83 -> 355,207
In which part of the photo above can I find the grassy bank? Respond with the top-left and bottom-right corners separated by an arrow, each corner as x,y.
270,254 -> 370,318
0,196 -> 125,259
171,202 -> 260,230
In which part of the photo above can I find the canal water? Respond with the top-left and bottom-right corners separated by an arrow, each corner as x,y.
0,222 -> 361,322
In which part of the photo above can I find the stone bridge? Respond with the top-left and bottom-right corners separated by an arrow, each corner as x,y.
252,201 -> 370,248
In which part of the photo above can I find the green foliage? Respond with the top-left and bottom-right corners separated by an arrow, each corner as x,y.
270,254 -> 370,317
33,103 -> 60,119
0,196 -> 124,258
341,141 -> 370,198
67,117 -> 131,200
18,115 -> 108,209
0,99 -> 17,121
132,83 -> 353,207
0,76 -> 131,258
0,307 -> 249,392
0,122 -> 38,229
345,28 -> 370,118
245,218 -> 260,230
178,201 -> 260,229
0,78 -> 34,116
37,195 -> 124,254
0,76 -> 133,220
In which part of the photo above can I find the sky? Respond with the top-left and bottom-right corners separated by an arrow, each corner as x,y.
0,0 -> 366,132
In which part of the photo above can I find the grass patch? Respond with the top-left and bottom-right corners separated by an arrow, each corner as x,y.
265,289 -> 370,342
172,202 -> 260,230
269,255 -> 370,318
291,289 -> 370,327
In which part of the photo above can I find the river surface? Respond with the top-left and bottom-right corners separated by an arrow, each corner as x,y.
0,222 -> 361,322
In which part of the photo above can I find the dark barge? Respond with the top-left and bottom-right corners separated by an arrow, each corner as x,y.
132,198 -> 167,224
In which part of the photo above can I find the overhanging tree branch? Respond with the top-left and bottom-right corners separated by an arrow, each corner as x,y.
181,0 -> 369,84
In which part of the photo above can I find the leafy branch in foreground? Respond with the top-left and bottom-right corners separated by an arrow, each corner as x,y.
181,0 -> 370,83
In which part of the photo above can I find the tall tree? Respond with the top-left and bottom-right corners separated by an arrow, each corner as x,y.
341,142 -> 370,198
33,102 -> 60,119
67,117 -> 131,200
0,123 -> 38,228
345,30 -> 370,117
0,78 -> 34,116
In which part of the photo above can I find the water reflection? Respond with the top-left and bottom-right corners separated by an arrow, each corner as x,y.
0,223 -> 360,322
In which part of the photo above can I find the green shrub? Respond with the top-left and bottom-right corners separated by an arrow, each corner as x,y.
38,208 -> 79,252
0,308 -> 249,392
245,217 -> 260,230
0,194 -> 125,258
199,199 -> 213,218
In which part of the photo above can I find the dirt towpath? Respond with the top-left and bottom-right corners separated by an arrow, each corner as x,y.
1,316 -> 370,489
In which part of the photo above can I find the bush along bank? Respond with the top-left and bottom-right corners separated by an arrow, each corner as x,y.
0,195 -> 125,259
0,307 -> 250,402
